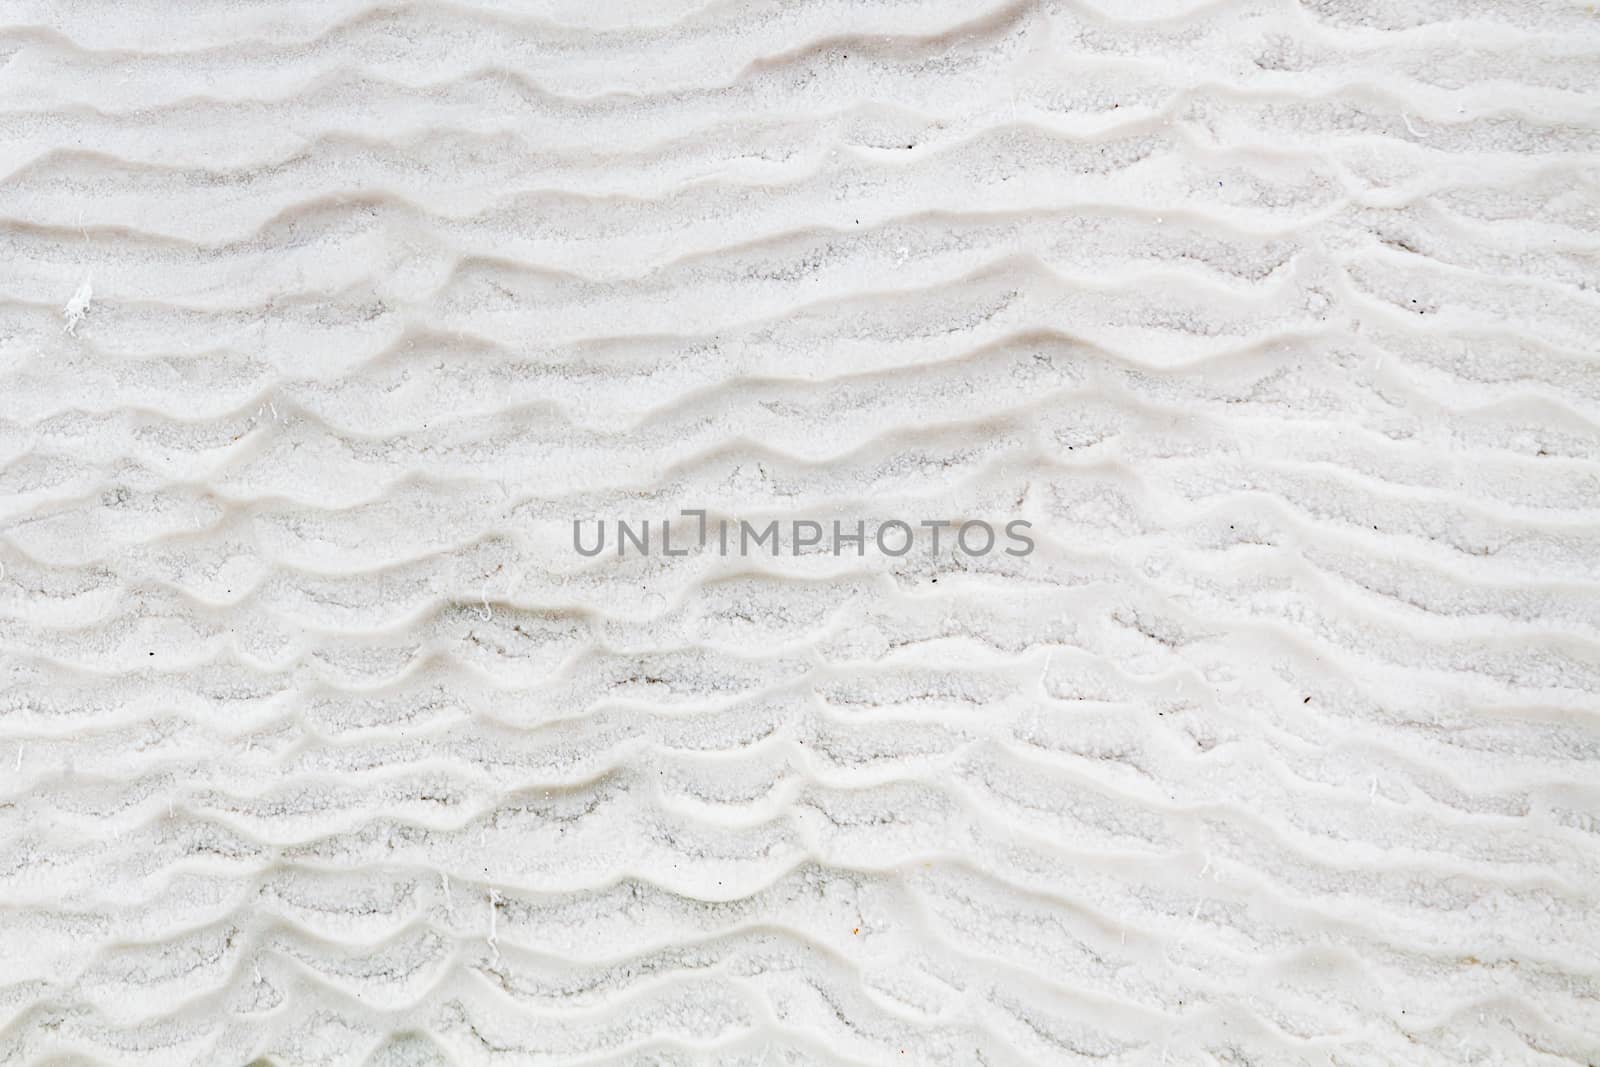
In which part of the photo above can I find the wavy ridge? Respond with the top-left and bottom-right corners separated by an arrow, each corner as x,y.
4,0 -> 1600,1064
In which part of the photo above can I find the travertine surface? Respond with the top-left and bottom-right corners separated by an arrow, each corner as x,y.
2,1 -> 1599,1064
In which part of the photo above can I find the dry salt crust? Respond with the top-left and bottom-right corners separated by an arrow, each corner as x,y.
2,0 -> 1600,1064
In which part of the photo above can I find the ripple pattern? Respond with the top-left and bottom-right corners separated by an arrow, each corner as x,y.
2,1 -> 1600,1065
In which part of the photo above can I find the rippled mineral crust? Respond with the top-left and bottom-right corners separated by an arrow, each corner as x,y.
3,0 -> 1600,1064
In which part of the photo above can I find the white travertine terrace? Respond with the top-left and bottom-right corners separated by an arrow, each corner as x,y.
1,1 -> 1599,1064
